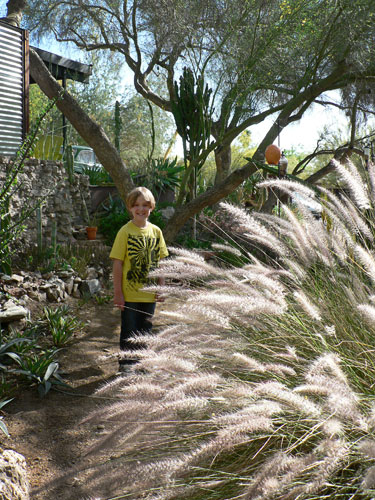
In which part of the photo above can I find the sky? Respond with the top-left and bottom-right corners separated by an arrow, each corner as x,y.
249,95 -> 351,153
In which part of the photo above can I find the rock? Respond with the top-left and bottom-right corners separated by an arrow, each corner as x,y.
57,270 -> 74,280
80,279 -> 101,297
0,274 -> 13,284
0,449 -> 30,500
0,301 -> 30,323
86,267 -> 98,280
161,206 -> 175,220
0,274 -> 24,285
4,287 -> 24,298
10,274 -> 24,284
42,272 -> 53,280
28,290 -> 44,301
64,278 -> 74,295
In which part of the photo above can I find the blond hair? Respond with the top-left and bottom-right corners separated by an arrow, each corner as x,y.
126,186 -> 156,211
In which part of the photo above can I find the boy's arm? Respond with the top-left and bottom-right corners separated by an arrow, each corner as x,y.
155,276 -> 165,302
112,259 -> 125,310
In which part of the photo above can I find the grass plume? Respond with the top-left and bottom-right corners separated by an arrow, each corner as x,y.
50,159 -> 375,500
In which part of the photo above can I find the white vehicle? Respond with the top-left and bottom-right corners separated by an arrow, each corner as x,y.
291,192 -> 322,217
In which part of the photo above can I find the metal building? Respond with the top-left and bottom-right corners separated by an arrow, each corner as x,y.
0,19 -> 29,157
0,19 -> 91,157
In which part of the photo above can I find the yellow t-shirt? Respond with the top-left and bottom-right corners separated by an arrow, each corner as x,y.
110,221 -> 168,302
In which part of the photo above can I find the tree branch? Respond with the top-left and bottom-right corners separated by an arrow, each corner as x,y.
29,48 -> 134,201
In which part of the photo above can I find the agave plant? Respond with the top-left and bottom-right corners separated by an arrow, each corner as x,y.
0,398 -> 13,437
149,157 -> 184,193
11,348 -> 66,397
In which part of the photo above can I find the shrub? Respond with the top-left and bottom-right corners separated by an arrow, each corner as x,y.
81,165 -> 113,185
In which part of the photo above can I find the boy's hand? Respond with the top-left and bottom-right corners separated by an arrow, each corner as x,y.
155,293 -> 165,303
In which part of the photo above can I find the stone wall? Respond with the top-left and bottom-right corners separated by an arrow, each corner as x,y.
0,156 -> 91,247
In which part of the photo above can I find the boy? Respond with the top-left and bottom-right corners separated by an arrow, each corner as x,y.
110,187 -> 168,373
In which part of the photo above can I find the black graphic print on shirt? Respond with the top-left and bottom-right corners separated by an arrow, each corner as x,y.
126,235 -> 161,288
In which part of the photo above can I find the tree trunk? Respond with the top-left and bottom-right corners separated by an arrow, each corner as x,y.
29,48 -> 135,202
1,0 -> 26,26
214,144 -> 231,185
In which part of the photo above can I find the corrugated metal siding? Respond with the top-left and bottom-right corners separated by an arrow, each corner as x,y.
0,22 -> 24,156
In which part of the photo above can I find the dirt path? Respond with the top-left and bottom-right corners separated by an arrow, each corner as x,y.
1,298 -> 157,500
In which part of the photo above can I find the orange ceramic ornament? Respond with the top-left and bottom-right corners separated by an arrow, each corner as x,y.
265,144 -> 281,165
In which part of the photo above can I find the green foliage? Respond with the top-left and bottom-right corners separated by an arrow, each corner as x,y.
12,349 -> 64,398
93,294 -> 111,305
176,235 -> 211,250
0,338 -> 33,370
99,196 -> 130,245
171,67 -> 213,164
17,241 -> 111,280
171,67 -> 214,205
149,208 -> 165,230
81,165 -> 113,186
226,171 -> 267,208
23,210 -> 62,273
32,134 -> 64,161
59,243 -> 111,279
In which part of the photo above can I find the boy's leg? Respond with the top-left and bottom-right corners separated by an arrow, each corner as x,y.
119,302 -> 155,365
137,302 -> 156,334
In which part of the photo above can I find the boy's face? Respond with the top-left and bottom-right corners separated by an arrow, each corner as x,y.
129,194 -> 153,226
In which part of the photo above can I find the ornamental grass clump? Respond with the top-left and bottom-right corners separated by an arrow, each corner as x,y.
75,159 -> 375,500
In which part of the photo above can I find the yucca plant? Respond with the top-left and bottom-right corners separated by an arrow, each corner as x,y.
59,159 -> 375,500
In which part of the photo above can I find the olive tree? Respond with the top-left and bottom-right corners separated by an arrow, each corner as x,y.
9,0 -> 375,240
